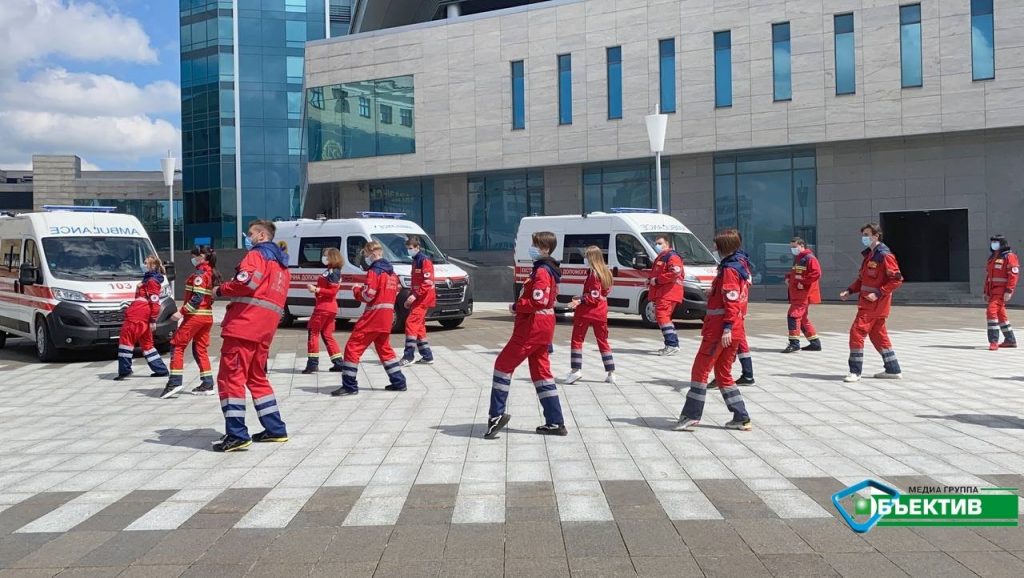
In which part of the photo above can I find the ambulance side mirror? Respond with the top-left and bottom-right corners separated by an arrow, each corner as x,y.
632,252 -> 651,270
164,262 -> 176,282
19,263 -> 37,286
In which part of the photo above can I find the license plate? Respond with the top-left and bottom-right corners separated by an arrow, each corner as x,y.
441,308 -> 460,314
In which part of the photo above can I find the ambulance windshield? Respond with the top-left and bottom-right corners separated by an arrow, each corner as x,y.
642,232 -> 718,266
42,236 -> 155,281
371,233 -> 448,265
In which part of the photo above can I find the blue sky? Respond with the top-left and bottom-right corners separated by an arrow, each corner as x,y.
0,0 -> 183,171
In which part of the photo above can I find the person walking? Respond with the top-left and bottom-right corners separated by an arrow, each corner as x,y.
115,255 -> 169,381
331,240 -> 407,396
485,232 -> 567,439
782,237 -> 822,353
212,219 -> 290,452
564,245 -> 616,385
708,235 -> 755,387
303,247 -> 344,373
400,235 -> 436,366
161,246 -> 220,398
649,234 -> 685,355
984,234 -> 1018,350
675,229 -> 752,432
840,223 -> 904,382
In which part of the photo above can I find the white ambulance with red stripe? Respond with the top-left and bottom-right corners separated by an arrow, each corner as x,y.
0,206 -> 177,361
514,209 -> 719,327
273,213 -> 473,332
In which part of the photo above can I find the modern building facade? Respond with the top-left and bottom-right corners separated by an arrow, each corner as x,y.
0,155 -> 183,250
178,0 -> 353,249
303,0 -> 1024,301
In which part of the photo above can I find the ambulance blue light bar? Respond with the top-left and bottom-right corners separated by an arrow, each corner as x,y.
609,207 -> 658,214
357,211 -> 406,219
43,205 -> 116,213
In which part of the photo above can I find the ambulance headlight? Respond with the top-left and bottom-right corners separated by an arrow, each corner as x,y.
399,276 -> 411,288
52,287 -> 90,302
685,274 -> 699,283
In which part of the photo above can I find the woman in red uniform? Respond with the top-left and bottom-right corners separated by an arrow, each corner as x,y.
984,234 -> 1018,349
565,245 -> 616,385
115,255 -> 169,381
161,246 -> 221,398
303,247 -> 344,373
675,229 -> 752,432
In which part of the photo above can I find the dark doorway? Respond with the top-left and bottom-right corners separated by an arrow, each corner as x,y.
880,209 -> 969,282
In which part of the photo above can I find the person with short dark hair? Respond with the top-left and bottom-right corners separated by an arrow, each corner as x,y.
840,223 -> 903,382
401,235 -> 436,366
649,234 -> 685,355
161,246 -> 222,398
984,234 -> 1018,349
485,231 -> 567,439
675,229 -> 752,432
782,236 -> 823,354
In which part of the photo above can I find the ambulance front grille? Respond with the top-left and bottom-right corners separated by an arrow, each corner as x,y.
435,280 -> 468,306
89,309 -> 125,326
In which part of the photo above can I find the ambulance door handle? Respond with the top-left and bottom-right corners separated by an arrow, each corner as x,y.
612,267 -> 619,277
13,280 -> 19,294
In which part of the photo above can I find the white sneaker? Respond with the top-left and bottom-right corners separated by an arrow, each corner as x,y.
564,370 -> 583,384
660,346 -> 680,356
605,372 -> 616,385
674,417 -> 700,431
873,371 -> 902,380
843,373 -> 861,383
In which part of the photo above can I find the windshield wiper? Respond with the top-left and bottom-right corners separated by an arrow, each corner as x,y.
50,269 -> 93,280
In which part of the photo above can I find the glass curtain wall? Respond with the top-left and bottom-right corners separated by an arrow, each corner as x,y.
75,199 -> 184,251
368,178 -> 435,233
306,76 -> 415,161
468,171 -> 544,251
583,160 -> 670,214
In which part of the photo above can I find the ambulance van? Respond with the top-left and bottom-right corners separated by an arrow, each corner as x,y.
273,213 -> 473,332
514,209 -> 719,327
0,206 -> 177,361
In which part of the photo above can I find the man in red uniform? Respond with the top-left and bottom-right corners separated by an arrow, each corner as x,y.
840,223 -> 903,382
401,235 -> 436,366
331,240 -> 407,396
161,247 -> 218,398
676,229 -> 752,432
212,220 -> 290,452
485,232 -> 566,439
984,234 -> 1018,350
782,237 -> 822,353
116,257 -> 169,380
648,234 -> 685,355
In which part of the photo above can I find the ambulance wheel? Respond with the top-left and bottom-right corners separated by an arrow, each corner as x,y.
439,318 -> 464,329
391,303 -> 409,334
639,296 -> 659,329
0,331 -> 7,349
278,307 -> 295,328
157,343 -> 172,355
35,316 -> 59,363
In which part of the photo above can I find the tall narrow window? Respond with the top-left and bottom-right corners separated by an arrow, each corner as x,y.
714,31 -> 732,108
607,46 -> 622,120
558,54 -> 572,125
834,14 -> 856,95
511,60 -> 525,129
772,22 -> 792,101
658,38 -> 676,113
900,4 -> 923,88
971,0 -> 995,81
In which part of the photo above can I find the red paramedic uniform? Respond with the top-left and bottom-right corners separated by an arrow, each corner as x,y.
846,243 -> 903,376
215,243 -> 290,442
305,267 -> 343,370
168,263 -> 215,387
785,248 -> 822,346
569,271 -> 614,373
117,271 -> 168,378
336,259 -> 407,393
984,248 -> 1019,346
649,249 -> 684,348
402,252 -> 436,363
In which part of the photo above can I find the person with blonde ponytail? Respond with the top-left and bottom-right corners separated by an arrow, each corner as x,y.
565,246 -> 616,385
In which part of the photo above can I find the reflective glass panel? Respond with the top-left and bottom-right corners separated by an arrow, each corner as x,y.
972,0 -> 995,80
659,38 -> 676,113
772,22 -> 792,101
714,31 -> 732,108
835,14 -> 856,95
900,5 -> 923,88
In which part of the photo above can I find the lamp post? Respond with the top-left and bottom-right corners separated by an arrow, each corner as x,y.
645,104 -> 668,214
160,151 -> 176,294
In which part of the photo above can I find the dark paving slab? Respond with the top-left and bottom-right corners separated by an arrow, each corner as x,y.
786,519 -> 874,553
135,528 -> 227,567
695,479 -> 778,519
8,531 -> 114,569
0,533 -> 60,569
380,524 -> 449,562
178,564 -> 249,578
692,553 -> 771,577
69,530 -> 166,568
180,489 -> 270,530
788,478 -> 847,514
372,559 -> 442,577
630,555 -> 702,578
949,550 -> 1024,577
320,526 -> 392,563
0,570 -> 60,578
616,519 -> 685,558
256,526 -> 336,565
885,552 -> 977,577
503,557 -> 570,578
118,565 -> 188,578
439,557 -> 503,578
396,484 -> 458,526
561,522 -> 627,559
730,519 -> 813,555
192,529 -> 279,566
674,520 -> 751,556
0,493 -> 82,536
51,567 -> 124,578
287,486 -> 363,528
974,525 -> 1024,551
859,527 -> 940,553
566,557 -> 636,577
505,482 -> 559,524
600,481 -> 667,521
505,521 -> 565,559
443,523 -> 504,560
910,527 -> 1000,552
759,553 -> 839,577
243,562 -> 314,577
822,552 -> 909,577
309,561 -> 377,578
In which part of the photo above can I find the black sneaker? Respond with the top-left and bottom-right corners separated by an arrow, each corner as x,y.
301,367 -> 317,375
781,342 -> 800,353
706,379 -> 717,388
212,436 -> 252,452
330,387 -> 358,397
160,383 -> 184,399
114,373 -> 131,381
252,430 -> 289,443
802,340 -> 822,352
328,365 -> 344,372
415,358 -> 434,365
484,414 -> 511,439
384,384 -> 407,391
191,383 -> 215,395
736,375 -> 756,386
151,372 -> 169,378
536,424 -> 568,436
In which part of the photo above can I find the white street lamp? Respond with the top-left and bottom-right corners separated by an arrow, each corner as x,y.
160,151 -> 176,294
645,104 -> 668,214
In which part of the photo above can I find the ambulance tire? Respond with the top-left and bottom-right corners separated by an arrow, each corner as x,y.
639,296 -> 659,329
439,318 -> 464,329
157,343 -> 172,355
0,331 -> 7,349
278,307 -> 295,328
334,317 -> 351,331
35,316 -> 60,363
391,302 -> 409,334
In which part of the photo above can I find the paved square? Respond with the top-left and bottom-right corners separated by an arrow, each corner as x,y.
1,302 -> 1023,576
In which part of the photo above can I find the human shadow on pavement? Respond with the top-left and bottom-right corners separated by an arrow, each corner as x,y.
924,344 -> 987,350
613,348 -> 669,356
916,414 -> 1024,430
145,427 -> 223,449
607,416 -> 683,431
431,423 -> 535,438
644,378 -> 689,392
786,372 -> 846,381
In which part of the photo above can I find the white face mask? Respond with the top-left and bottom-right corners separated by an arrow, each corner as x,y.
321,256 -> 329,266
991,242 -> 1001,252
790,247 -> 800,256
528,246 -> 541,260
191,257 -> 202,267
407,248 -> 418,257
655,243 -> 665,253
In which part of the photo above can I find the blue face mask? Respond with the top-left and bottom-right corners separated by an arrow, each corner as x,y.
991,242 -> 1001,252
655,243 -> 665,253
528,246 -> 541,261
191,257 -> 202,267
861,236 -> 872,248
790,247 -> 800,256
407,248 -> 418,257
243,236 -> 254,250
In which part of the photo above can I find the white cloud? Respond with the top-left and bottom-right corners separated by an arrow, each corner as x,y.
3,68 -> 179,116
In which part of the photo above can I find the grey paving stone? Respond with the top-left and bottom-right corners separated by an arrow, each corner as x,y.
299,486 -> 364,512
193,489 -> 271,514
380,524 -> 449,562
0,533 -> 60,569
504,557 -> 570,578
178,564 -> 249,578
616,519 -> 685,558
504,482 -> 559,522
135,529 -> 227,566
320,526 -> 392,563
9,531 -> 114,569
786,519 -> 874,553
911,527 -> 1000,552
51,567 -> 124,578
789,478 -> 848,512
443,523 -> 504,560
949,550 -> 1024,577
693,553 -> 771,577
566,557 -> 636,577
860,527 -> 940,553
674,520 -> 752,556
0,493 -> 82,536
731,519 -> 813,555
257,526 -> 336,564
72,499 -> 167,532
70,530 -> 166,567
309,561 -> 376,578
561,522 -> 627,558
0,570 -> 60,578
600,481 -> 667,521
117,565 -> 188,578
759,553 -> 839,577
286,510 -> 350,528
696,480 -> 778,519
373,559 -> 441,577
243,562 -> 314,577
193,529 -> 279,566
505,521 -> 565,559
975,525 -> 1024,551
823,552 -> 909,577
631,556 -> 702,578
886,552 -> 976,577
439,557 -> 503,578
